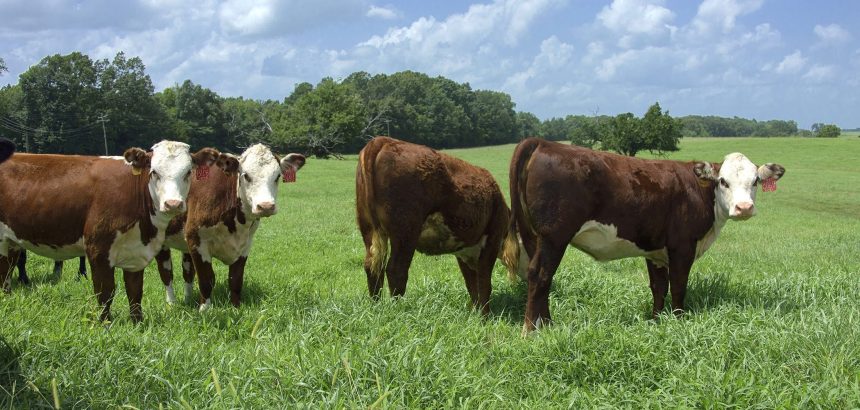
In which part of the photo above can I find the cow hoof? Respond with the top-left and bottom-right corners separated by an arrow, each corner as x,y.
165,285 -> 177,305
199,299 -> 212,312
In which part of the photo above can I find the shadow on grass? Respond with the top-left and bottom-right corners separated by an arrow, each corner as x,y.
489,280 -> 529,324
681,272 -> 798,315
0,336 -> 84,408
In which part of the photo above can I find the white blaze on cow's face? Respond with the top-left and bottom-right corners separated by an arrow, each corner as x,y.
238,144 -> 283,217
149,141 -> 194,214
699,153 -> 786,221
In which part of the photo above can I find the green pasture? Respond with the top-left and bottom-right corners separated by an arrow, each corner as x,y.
2,137 -> 859,408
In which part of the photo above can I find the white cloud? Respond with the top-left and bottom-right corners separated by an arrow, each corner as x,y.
803,64 -> 836,83
367,5 -> 399,20
503,36 -> 573,90
218,0 -> 365,38
691,0 -> 764,35
597,0 -> 675,36
774,50 -> 806,74
814,24 -> 851,44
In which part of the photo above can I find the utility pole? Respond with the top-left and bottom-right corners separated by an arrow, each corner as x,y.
385,119 -> 390,137
97,114 -> 109,155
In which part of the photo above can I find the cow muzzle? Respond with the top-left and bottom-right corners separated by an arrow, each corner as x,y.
253,202 -> 277,217
162,199 -> 186,214
730,201 -> 755,220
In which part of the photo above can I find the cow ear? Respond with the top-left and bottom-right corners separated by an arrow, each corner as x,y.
191,147 -> 220,168
123,147 -> 151,170
280,153 -> 306,171
693,161 -> 717,182
757,163 -> 785,181
216,153 -> 240,175
0,138 -> 15,163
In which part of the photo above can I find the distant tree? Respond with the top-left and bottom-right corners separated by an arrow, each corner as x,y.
815,124 -> 841,138
516,111 -> 541,140
156,80 -> 228,150
601,112 -> 643,156
640,102 -> 681,155
0,57 -> 6,75
471,90 -> 517,146
568,117 -> 602,148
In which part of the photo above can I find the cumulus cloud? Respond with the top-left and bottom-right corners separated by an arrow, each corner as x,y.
597,0 -> 676,36
803,64 -> 836,83
503,36 -> 574,90
773,50 -> 807,74
218,0 -> 365,38
814,23 -> 851,44
691,0 -> 764,35
367,5 -> 399,20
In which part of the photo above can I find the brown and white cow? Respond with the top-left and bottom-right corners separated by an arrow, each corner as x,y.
509,138 -> 786,332
0,141 -> 221,323
153,144 -> 305,311
356,137 -> 528,314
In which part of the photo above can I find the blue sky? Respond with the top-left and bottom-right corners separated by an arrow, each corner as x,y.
1,0 -> 857,128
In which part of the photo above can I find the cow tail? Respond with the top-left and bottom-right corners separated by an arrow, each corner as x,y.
357,138 -> 389,277
505,138 -> 540,282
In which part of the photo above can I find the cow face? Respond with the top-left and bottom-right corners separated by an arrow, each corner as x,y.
125,141 -> 217,215
232,144 -> 305,217
695,153 -> 786,221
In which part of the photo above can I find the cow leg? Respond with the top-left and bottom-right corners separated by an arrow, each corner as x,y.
52,261 -> 63,278
77,256 -> 87,279
359,218 -> 385,300
154,249 -> 176,304
122,269 -> 144,324
385,235 -> 418,298
191,252 -> 216,312
89,256 -> 116,323
646,259 -> 669,318
455,257 -> 479,308
181,253 -> 195,304
14,250 -> 28,286
2,249 -> 23,291
668,249 -> 695,316
523,238 -> 567,333
227,257 -> 247,307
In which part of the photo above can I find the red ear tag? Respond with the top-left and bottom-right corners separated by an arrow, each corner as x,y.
196,165 -> 210,181
762,178 -> 777,192
282,167 -> 296,183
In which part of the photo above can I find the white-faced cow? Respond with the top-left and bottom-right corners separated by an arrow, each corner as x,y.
0,141 -> 221,323
509,138 -> 786,332
356,137 -> 528,315
153,144 -> 306,311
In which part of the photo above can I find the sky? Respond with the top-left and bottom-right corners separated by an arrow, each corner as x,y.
1,0 -> 858,129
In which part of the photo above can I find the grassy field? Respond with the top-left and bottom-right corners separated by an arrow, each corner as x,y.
2,137 -> 859,408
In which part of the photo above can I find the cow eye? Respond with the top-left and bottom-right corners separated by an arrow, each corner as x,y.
752,176 -> 760,187
151,171 -> 160,180
185,170 -> 191,179
719,178 -> 729,189
243,173 -> 251,182
273,173 -> 280,183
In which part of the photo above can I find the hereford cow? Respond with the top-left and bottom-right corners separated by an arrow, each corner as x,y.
0,141 -> 221,323
153,144 -> 306,311
356,137 -> 528,315
0,138 -> 14,163
16,253 -> 87,285
509,138 -> 786,332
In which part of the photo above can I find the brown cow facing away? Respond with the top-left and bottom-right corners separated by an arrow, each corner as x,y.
0,141 -> 222,323
509,138 -> 786,332
356,137 -> 527,314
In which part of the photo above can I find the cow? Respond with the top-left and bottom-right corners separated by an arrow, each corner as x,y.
0,141 -> 222,323
0,138 -> 14,164
355,137 -> 528,315
15,253 -> 87,285
509,138 -> 786,332
153,144 -> 306,311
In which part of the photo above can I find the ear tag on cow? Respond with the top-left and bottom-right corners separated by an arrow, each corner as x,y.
282,167 -> 296,183
762,178 -> 777,192
131,167 -> 141,176
196,165 -> 210,181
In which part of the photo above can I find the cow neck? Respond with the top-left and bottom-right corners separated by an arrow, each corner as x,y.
690,162 -> 726,247
215,174 -> 247,234
133,169 -> 160,245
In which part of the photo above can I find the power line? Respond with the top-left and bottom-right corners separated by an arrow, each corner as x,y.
0,115 -> 101,135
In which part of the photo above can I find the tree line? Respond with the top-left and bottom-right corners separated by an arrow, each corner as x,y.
0,52 -> 842,159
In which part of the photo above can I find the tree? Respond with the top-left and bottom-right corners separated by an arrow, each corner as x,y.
815,124 -> 841,138
568,116 -> 602,148
0,57 -> 6,75
156,80 -> 228,150
601,112 -> 643,156
640,102 -> 681,155
516,111 -> 541,140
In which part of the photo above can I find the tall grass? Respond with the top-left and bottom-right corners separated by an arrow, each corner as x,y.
1,137 -> 859,408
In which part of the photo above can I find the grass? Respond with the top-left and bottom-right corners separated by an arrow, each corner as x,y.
2,137 -> 860,408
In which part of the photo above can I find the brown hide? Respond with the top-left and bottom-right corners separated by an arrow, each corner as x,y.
510,138 -> 721,332
355,136 -> 512,315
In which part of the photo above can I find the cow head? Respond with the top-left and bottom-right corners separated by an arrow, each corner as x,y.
223,144 -> 306,218
0,138 -> 15,164
694,153 -> 786,221
124,141 -> 220,215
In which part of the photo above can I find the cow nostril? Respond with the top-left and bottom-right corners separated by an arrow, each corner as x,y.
256,202 -> 276,213
165,199 -> 183,210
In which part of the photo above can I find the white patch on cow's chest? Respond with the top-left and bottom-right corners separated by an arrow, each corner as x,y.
571,221 -> 669,266
163,231 -> 189,252
417,212 -> 466,255
0,221 -> 85,259
108,222 -> 163,271
196,219 -> 258,265
453,235 -> 487,270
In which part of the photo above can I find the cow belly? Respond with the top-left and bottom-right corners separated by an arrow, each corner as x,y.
570,221 -> 668,266
197,221 -> 256,265
0,221 -> 85,258
416,212 -> 466,256
163,232 -> 189,252
108,223 -> 163,271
